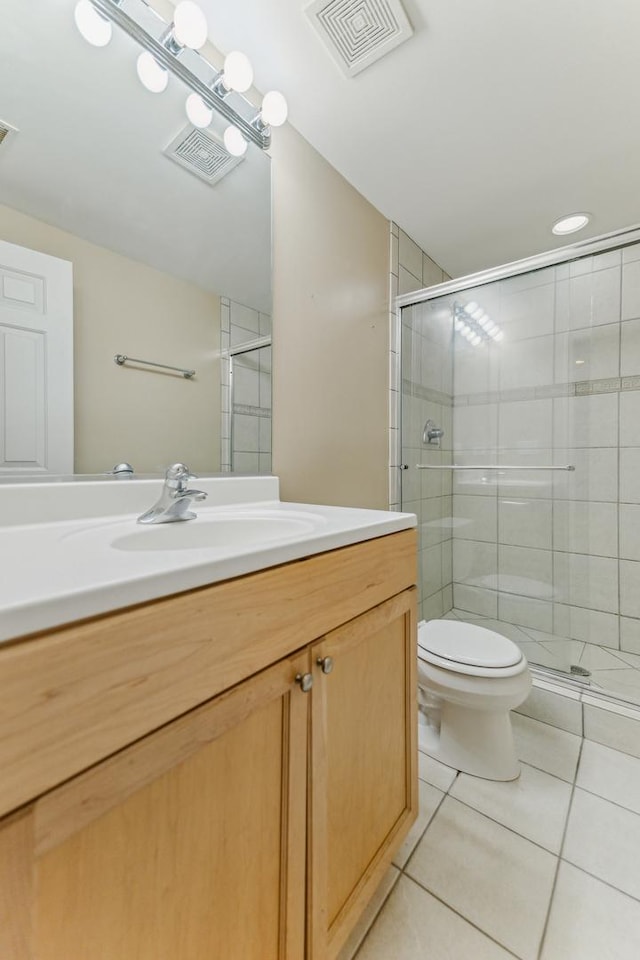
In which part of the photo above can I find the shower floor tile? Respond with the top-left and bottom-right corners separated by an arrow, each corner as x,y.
347,725 -> 640,960
450,608 -> 640,709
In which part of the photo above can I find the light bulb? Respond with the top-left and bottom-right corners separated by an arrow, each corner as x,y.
260,91 -> 288,127
485,322 -> 497,336
223,125 -> 247,157
454,318 -> 463,331
489,327 -> 501,339
136,52 -> 169,93
465,301 -> 478,314
173,1 -> 208,50
222,51 -> 253,93
471,307 -> 485,320
471,334 -> 482,346
493,330 -> 504,342
478,315 -> 490,329
186,93 -> 213,128
74,0 -> 112,47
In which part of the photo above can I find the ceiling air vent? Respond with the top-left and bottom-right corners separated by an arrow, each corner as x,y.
306,0 -> 413,77
163,126 -> 244,186
0,119 -> 18,149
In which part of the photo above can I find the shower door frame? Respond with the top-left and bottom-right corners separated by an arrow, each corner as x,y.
395,222 -> 640,314
391,222 -> 640,508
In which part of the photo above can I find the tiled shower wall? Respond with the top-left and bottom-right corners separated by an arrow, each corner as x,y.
388,222 -> 452,621
220,298 -> 272,473
449,242 -> 640,668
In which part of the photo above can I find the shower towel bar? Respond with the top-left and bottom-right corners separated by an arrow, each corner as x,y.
114,354 -> 195,379
416,464 -> 575,471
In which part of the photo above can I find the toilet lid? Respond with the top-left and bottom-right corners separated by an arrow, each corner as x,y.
418,619 -> 523,669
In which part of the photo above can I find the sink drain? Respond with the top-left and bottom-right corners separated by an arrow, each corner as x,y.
570,664 -> 591,677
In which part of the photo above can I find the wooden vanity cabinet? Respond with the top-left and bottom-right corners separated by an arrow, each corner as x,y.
309,589 -> 417,960
0,531 -> 417,960
1,652 -> 309,960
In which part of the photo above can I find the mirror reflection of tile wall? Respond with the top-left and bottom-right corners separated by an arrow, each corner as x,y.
220,299 -> 272,473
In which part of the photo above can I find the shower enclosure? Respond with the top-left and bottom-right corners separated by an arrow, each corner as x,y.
398,225 -> 640,710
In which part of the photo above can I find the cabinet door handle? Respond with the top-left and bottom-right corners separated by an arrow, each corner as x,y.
295,672 -> 313,693
316,656 -> 334,675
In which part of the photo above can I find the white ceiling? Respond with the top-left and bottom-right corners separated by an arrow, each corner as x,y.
199,0 -> 640,278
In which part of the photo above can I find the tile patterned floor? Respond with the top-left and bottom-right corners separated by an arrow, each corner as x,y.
341,715 -> 640,960
443,609 -> 640,710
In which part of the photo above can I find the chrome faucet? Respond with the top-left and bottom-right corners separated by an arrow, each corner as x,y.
137,463 -> 207,524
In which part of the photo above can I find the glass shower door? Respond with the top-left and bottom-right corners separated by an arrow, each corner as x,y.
399,237 -> 640,706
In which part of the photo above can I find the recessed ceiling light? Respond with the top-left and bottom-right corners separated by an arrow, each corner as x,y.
552,213 -> 591,236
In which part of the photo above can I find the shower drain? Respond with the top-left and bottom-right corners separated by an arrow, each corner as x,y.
570,664 -> 591,677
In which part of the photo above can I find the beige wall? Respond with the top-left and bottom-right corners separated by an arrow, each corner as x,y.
0,204 -> 220,475
270,126 -> 390,509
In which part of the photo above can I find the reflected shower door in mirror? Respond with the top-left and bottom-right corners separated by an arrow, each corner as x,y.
0,0 -> 271,477
220,301 -> 271,474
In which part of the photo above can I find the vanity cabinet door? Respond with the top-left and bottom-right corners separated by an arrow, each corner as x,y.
0,651 -> 309,960
308,589 -> 418,960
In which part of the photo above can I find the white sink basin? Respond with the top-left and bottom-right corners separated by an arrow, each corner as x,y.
113,513 -> 319,552
61,507 -> 326,553
0,474 -> 417,644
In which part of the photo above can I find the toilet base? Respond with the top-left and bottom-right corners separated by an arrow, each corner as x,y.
420,701 -> 521,781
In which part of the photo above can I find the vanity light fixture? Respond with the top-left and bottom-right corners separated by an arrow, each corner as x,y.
453,302 -> 503,346
552,213 -> 591,236
73,0 -> 288,152
172,0 -> 208,50
185,93 -> 213,128
74,0 -> 114,46
213,51 -> 255,95
223,125 -> 248,157
136,51 -> 169,93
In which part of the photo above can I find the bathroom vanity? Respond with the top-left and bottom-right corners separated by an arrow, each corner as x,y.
0,477 -> 417,960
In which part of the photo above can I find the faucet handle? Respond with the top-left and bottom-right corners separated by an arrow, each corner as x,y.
108,462 -> 134,477
165,463 -> 197,487
166,463 -> 193,478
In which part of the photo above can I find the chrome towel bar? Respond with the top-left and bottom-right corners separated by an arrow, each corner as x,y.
114,354 -> 195,379
415,464 -> 575,471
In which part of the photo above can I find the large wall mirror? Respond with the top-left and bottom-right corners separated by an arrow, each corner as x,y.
0,0 -> 272,479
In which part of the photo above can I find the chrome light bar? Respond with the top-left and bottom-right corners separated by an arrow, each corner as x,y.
82,0 -> 279,150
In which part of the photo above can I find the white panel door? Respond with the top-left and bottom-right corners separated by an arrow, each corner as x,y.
0,240 -> 73,474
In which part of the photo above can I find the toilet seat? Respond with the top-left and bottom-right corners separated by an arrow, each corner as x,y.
418,620 -> 526,678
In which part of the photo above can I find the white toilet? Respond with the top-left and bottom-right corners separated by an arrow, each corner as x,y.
417,619 -> 532,781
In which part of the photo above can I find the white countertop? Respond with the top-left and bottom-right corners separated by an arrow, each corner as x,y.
0,476 -> 416,643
